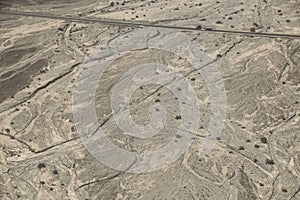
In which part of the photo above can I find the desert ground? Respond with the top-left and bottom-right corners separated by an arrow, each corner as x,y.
0,0 -> 300,199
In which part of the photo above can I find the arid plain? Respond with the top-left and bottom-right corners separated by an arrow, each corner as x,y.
0,0 -> 300,199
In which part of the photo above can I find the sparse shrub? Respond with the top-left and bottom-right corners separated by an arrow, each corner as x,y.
38,163 -> 46,169
259,182 -> 264,186
175,115 -> 181,120
281,188 -> 288,192
266,159 -> 274,165
253,22 -> 259,27
260,137 -> 268,144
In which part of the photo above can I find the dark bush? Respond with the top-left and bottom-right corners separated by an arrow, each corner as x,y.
266,159 -> 274,165
260,137 -> 268,143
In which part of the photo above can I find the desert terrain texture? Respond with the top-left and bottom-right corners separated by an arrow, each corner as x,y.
0,0 -> 300,199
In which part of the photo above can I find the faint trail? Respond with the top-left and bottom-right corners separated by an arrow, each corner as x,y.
1,10 -> 300,39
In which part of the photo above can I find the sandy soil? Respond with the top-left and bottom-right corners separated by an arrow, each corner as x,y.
0,0 -> 299,199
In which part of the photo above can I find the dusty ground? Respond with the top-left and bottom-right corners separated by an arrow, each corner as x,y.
0,0 -> 300,199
